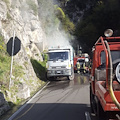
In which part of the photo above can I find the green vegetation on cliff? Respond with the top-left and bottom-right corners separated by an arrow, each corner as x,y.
0,35 -> 24,97
57,0 -> 120,53
0,34 -> 47,105
0,35 -> 11,89
55,6 -> 75,34
75,0 -> 120,49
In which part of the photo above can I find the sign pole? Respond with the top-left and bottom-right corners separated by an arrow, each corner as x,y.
9,31 -> 15,90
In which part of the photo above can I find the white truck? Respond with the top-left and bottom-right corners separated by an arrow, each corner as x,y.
46,46 -> 74,80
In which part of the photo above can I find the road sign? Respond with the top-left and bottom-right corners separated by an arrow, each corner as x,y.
7,36 -> 21,56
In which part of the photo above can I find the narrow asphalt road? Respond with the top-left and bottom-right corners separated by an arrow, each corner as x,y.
8,73 -> 96,120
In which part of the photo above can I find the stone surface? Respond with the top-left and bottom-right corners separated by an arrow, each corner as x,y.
17,83 -> 30,99
0,0 -> 46,115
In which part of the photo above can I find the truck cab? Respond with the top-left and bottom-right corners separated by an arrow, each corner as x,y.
46,46 -> 74,80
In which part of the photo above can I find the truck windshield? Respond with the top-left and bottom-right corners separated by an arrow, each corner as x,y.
48,52 -> 69,61
101,50 -> 120,64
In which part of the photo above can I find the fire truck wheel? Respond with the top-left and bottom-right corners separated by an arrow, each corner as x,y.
90,86 -> 100,116
90,84 -> 94,113
95,96 -> 106,120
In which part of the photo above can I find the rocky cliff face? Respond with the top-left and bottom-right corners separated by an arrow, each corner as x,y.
0,0 -> 47,115
0,0 -> 46,58
0,0 -> 72,116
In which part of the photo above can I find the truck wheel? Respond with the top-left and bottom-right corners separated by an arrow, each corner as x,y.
68,69 -> 74,80
90,85 -> 94,113
45,72 -> 48,80
95,96 -> 106,120
90,85 -> 99,116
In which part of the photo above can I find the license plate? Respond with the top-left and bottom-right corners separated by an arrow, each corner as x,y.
56,71 -> 61,74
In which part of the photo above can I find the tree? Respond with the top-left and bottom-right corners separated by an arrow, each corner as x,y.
75,0 -> 120,50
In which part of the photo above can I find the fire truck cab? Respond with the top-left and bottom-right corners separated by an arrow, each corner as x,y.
74,54 -> 89,73
90,29 -> 120,120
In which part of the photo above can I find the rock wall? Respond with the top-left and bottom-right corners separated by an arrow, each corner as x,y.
0,0 -> 46,57
0,0 -> 47,115
0,0 -> 72,116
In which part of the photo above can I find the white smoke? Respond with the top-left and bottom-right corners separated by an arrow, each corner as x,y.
38,0 -> 71,48
47,29 -> 71,47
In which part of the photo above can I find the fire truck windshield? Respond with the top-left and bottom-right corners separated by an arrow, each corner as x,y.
101,50 -> 120,64
48,52 -> 69,61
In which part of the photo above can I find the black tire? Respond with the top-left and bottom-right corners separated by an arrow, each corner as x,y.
90,85 -> 107,120
68,68 -> 74,80
45,72 -> 49,80
95,96 -> 106,120
90,84 -> 94,113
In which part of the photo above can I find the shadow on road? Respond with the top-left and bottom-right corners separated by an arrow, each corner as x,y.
12,103 -> 91,120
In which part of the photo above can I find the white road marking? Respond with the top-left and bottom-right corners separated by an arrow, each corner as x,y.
85,111 -> 91,120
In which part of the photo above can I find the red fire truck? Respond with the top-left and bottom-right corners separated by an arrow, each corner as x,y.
90,29 -> 120,120
74,54 -> 89,73
74,56 -> 85,72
